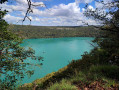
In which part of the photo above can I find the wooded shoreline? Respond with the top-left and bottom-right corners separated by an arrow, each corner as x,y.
10,25 -> 104,39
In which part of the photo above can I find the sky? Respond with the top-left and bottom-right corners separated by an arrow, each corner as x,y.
0,0 -> 112,26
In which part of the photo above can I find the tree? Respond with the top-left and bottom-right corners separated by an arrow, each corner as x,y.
84,0 -> 119,65
0,0 -> 43,89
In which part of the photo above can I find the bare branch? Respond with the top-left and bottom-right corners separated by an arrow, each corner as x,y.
22,0 -> 46,24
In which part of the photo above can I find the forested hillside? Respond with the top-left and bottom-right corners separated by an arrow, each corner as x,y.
9,25 -> 103,39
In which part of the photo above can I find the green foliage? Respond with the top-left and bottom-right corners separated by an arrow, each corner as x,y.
84,0 -> 119,66
0,4 -> 43,90
102,78 -> 118,88
69,72 -> 87,84
10,25 -> 104,39
89,65 -> 119,80
48,79 -> 77,90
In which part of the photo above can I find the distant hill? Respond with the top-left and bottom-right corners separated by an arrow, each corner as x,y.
9,25 -> 104,39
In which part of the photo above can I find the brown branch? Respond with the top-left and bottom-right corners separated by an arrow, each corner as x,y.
21,0 -> 47,25
22,0 -> 32,22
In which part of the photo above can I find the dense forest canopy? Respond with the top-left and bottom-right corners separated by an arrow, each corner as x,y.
10,25 -> 104,39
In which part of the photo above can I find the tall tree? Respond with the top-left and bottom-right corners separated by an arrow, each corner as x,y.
0,0 -> 43,89
84,0 -> 119,65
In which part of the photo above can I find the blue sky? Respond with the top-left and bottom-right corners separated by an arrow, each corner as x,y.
1,0 -> 111,26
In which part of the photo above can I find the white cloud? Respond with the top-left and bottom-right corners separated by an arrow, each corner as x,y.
75,0 -> 93,5
31,3 -> 81,18
1,1 -> 100,26
4,14 -> 22,23
82,8 -> 85,12
95,2 -> 103,9
88,5 -> 95,11
16,0 -> 45,7
50,3 -> 80,17
16,0 -> 28,5
0,2 -> 27,13
0,0 -> 45,13
32,2 -> 46,7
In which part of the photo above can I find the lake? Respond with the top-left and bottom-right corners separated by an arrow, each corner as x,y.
20,37 -> 94,84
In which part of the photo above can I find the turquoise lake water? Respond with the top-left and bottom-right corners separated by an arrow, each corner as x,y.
20,37 -> 94,84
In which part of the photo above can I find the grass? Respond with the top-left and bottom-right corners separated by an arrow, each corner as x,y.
89,65 -> 119,80
48,79 -> 77,90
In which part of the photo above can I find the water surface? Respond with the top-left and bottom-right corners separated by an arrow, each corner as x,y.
21,37 -> 94,84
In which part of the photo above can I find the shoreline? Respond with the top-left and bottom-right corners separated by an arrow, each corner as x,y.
24,36 -> 95,39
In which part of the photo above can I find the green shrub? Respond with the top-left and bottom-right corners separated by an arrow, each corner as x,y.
102,78 -> 117,88
69,72 -> 87,83
48,79 -> 77,90
89,65 -> 119,80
